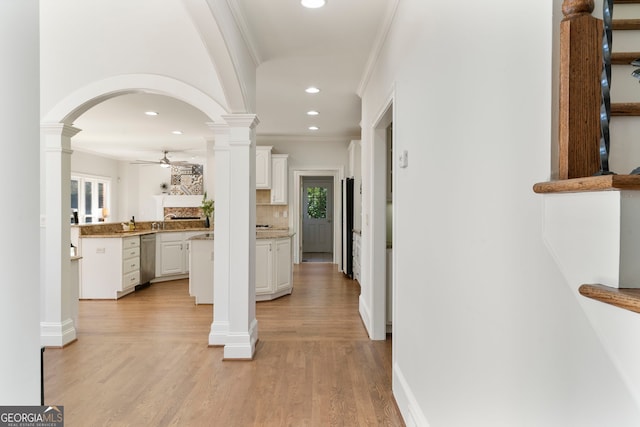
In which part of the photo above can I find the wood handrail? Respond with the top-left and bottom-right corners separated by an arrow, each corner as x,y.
579,284 -> 640,313
533,174 -> 640,193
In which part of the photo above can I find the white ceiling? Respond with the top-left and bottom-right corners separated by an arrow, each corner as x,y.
71,0 -> 395,163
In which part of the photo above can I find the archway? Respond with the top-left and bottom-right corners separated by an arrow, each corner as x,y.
40,75 -> 228,347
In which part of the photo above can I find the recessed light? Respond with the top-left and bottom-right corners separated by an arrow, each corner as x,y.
301,0 -> 326,8
307,110 -> 319,116
305,87 -> 320,94
145,111 -> 159,116
309,126 -> 319,131
171,130 -> 183,135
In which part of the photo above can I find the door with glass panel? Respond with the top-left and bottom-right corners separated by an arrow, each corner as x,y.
302,178 -> 333,254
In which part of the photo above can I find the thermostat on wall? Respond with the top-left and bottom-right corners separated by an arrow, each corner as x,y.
398,150 -> 408,168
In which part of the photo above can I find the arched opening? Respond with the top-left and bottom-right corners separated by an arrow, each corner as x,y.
40,75 -> 228,347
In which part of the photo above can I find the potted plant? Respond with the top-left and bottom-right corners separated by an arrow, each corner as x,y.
201,192 -> 214,228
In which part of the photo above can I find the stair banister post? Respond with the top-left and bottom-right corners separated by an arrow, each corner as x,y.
559,0 -> 602,179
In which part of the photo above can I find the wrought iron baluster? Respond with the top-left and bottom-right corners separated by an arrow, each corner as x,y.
597,0 -> 614,175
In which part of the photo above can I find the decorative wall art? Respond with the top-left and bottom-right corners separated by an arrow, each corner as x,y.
169,164 -> 204,195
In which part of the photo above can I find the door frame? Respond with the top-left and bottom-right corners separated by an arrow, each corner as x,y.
292,168 -> 344,266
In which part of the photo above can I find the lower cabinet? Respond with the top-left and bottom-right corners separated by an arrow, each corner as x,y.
155,231 -> 201,280
80,235 -> 140,299
255,236 -> 292,301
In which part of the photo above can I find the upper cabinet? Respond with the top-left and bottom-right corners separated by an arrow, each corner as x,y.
271,154 -> 288,205
256,146 -> 272,189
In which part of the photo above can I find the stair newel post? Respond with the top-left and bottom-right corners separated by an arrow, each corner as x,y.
597,0 -> 615,175
559,0 -> 602,179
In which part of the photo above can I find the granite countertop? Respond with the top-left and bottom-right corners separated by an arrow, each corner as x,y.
256,230 -> 295,239
189,230 -> 295,240
80,228 -> 212,238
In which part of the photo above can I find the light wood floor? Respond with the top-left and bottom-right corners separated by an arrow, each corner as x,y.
44,263 -> 404,426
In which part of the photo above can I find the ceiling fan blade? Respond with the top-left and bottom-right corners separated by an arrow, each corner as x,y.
131,160 -> 160,165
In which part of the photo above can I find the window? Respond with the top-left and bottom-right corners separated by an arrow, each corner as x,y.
71,174 -> 110,224
306,186 -> 327,219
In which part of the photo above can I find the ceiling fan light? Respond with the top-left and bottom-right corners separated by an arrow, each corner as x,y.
160,162 -> 170,168
301,0 -> 326,8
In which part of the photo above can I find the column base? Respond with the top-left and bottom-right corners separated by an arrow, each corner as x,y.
208,320 -> 229,346
223,319 -> 258,360
40,319 -> 76,347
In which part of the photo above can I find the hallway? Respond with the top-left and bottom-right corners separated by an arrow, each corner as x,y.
44,263 -> 403,426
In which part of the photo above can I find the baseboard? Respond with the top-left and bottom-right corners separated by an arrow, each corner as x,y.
40,319 -> 76,347
358,294 -> 373,338
394,363 -> 431,427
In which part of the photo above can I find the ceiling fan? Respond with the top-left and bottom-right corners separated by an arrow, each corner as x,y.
132,151 -> 193,168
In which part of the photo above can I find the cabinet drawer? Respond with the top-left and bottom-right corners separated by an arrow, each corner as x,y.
122,236 -> 140,249
123,246 -> 140,259
122,270 -> 139,290
123,257 -> 140,274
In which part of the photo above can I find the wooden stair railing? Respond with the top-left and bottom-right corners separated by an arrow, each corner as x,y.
559,0 -> 602,179
558,0 -> 640,178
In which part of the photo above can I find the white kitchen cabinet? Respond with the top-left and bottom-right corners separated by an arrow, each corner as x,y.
270,154 -> 288,204
255,236 -> 292,301
274,238 -> 292,291
256,146 -> 272,189
255,240 -> 273,295
80,235 -> 140,299
155,231 -> 202,280
189,235 -> 214,304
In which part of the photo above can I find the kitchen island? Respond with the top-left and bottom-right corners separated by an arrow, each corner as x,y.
187,229 -> 295,304
73,219 -> 209,299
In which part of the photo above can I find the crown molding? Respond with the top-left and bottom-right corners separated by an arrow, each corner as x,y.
357,0 -> 400,97
256,133 -> 360,145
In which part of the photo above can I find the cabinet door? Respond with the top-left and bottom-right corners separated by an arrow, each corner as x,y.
274,238 -> 292,291
160,241 -> 184,275
255,240 -> 273,294
256,146 -> 272,189
271,155 -> 288,204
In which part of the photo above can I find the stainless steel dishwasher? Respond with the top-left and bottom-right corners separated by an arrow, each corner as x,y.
138,233 -> 156,288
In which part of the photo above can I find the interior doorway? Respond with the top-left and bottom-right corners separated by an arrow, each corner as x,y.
302,176 -> 334,262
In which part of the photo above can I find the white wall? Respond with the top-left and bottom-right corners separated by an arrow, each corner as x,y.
0,1 -> 40,404
361,0 -> 640,425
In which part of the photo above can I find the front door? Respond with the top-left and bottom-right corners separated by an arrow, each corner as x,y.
302,178 -> 333,253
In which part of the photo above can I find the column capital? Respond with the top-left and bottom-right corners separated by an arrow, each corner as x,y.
222,114 -> 260,129
40,122 -> 81,139
206,121 -> 229,134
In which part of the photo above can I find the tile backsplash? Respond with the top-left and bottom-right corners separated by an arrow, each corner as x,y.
257,205 -> 289,228
257,190 -> 288,228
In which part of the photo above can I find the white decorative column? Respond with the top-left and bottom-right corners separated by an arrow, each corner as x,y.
208,115 -> 258,359
41,123 -> 80,347
205,134 -> 215,200
209,123 -> 231,345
